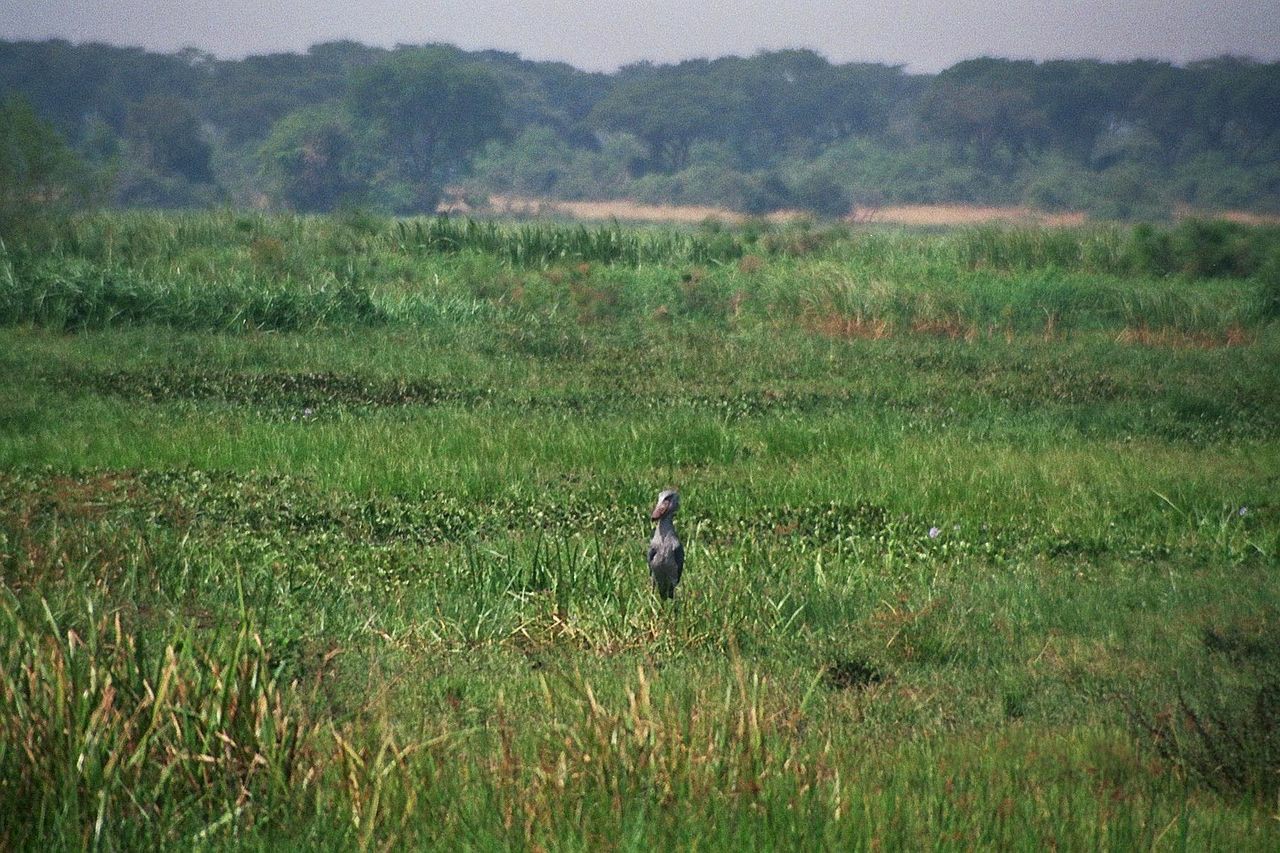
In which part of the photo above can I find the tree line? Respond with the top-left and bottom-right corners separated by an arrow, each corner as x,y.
2,38 -> 1278,220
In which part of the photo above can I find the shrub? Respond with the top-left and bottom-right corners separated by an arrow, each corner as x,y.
1131,616 -> 1280,798
1126,223 -> 1176,276
1258,245 -> 1280,319
1171,219 -> 1259,279
788,172 -> 853,218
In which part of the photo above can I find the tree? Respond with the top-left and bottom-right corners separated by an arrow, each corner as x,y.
788,169 -> 853,218
590,70 -> 736,172
0,40 -> 201,136
818,62 -> 911,140
348,48 -> 506,212
0,95 -> 91,232
125,94 -> 213,182
258,106 -> 364,211
203,45 -> 373,146
469,125 -> 575,197
918,74 -> 1047,171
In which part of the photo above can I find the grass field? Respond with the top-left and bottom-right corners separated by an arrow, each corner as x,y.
1,211 -> 1278,849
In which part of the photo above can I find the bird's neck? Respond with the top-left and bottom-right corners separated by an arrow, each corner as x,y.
656,515 -> 678,537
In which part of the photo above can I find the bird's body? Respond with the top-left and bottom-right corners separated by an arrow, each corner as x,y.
647,489 -> 684,599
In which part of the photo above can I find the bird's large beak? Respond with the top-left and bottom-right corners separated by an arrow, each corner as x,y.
651,501 -> 669,521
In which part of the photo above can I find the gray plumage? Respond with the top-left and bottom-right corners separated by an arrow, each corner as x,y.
647,489 -> 684,599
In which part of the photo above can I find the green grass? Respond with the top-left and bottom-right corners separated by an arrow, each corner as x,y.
1,213 -> 1278,848
3,212 -> 1276,334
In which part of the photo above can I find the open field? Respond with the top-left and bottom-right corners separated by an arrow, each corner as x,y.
1,212 -> 1279,848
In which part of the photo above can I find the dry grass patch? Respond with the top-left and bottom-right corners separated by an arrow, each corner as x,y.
805,312 -> 984,342
1172,206 -> 1280,226
489,195 -> 744,224
853,205 -> 1087,227
1116,324 -> 1253,349
458,196 -> 1279,230
805,313 -> 894,341
910,318 -> 980,341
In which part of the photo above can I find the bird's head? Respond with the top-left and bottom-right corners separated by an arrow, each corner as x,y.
651,489 -> 680,521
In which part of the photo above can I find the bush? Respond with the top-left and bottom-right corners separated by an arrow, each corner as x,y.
113,163 -> 224,209
1131,616 -> 1280,798
1087,164 -> 1174,221
1126,224 -> 1177,276
1121,220 -> 1280,281
1171,219 -> 1259,279
788,172 -> 853,218
1258,245 -> 1280,319
740,174 -> 794,215
1020,155 -> 1095,211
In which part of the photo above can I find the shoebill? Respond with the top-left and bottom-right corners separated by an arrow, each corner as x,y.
647,489 -> 684,599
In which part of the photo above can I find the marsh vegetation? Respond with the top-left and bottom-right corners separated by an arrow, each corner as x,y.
1,213 -> 1278,848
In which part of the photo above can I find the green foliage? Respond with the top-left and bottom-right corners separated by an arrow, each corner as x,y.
810,136 -> 996,207
1171,219 -> 1266,278
629,156 -> 794,215
590,71 -> 733,171
111,165 -> 225,210
468,129 -> 647,202
123,94 -> 213,183
0,599 -> 309,847
787,170 -> 853,218
348,48 -> 506,212
0,96 -> 92,236
468,126 -> 575,197
257,105 -> 366,212
918,73 -> 1047,170
1258,244 -> 1280,318
392,216 -> 744,267
5,213 -> 1280,339
1125,220 -> 1280,279
1088,163 -> 1175,221
0,240 -> 383,332
1020,152 -> 1097,211
105,94 -> 224,209
1131,616 -> 1280,797
4,41 -> 1280,217
1174,153 -> 1273,211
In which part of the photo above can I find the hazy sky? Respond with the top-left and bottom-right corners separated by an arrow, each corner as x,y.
3,1 -> 1277,72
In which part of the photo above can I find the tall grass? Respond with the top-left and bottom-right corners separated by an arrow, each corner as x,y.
394,216 -> 743,266
3,213 -> 1277,334
0,597 -> 307,847
0,252 -> 383,331
3,590 -> 1276,849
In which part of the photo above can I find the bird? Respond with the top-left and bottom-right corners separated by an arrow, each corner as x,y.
647,489 -> 684,599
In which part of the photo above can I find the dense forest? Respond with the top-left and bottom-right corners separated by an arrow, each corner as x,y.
2,38 -> 1279,220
